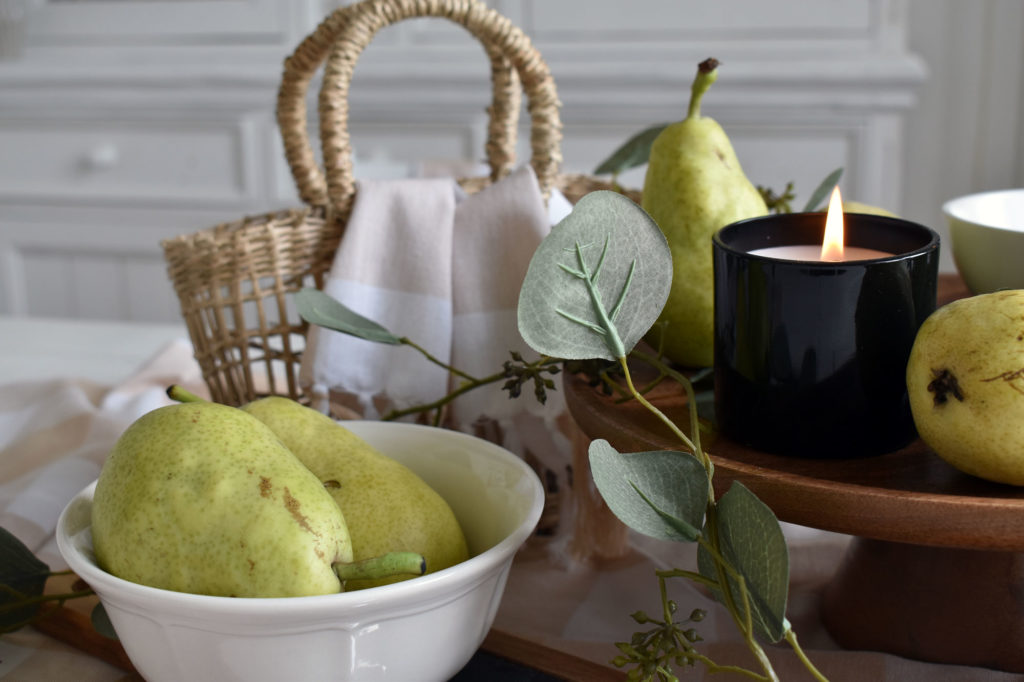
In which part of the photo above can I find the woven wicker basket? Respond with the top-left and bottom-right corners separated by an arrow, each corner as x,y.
162,0 -> 624,408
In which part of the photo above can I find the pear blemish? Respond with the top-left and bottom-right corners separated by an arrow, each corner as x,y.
907,289 -> 1024,485
282,487 -> 313,534
927,368 -> 964,405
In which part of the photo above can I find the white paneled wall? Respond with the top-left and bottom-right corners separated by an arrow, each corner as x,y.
904,0 -> 1024,268
0,0 -> 1021,322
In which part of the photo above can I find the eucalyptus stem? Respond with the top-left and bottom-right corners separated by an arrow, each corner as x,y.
616,356 -> 694,453
655,567 -> 719,591
400,337 -> 478,382
633,372 -> 669,399
630,349 -> 711,475
651,571 -> 769,682
379,354 -> 559,422
0,588 -> 94,612
691,655 -> 771,681
786,628 -> 829,682
381,368 -> 507,421
0,587 -> 96,635
617,354 -> 780,682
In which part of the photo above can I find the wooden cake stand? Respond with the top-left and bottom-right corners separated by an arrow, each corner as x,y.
564,274 -> 1024,673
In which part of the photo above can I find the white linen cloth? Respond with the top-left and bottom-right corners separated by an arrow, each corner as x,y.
299,166 -> 574,474
0,339 -> 205,569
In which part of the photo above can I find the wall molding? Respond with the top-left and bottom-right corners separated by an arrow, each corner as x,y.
0,0 -> 942,322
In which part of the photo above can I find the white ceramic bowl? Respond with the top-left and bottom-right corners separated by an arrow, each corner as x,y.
57,421 -> 544,682
942,188 -> 1024,294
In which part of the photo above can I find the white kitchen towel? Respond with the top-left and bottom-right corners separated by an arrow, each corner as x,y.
300,166 -> 573,433
449,165 -> 567,441
299,178 -> 458,419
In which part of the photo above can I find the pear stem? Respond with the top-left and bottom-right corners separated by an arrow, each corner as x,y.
166,385 -> 207,404
334,551 -> 426,583
687,57 -> 720,120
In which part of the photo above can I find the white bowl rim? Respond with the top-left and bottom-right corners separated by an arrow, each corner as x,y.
941,187 -> 1024,234
56,420 -> 544,616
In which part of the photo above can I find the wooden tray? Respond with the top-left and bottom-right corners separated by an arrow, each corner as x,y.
564,274 -> 1024,673
566,371 -> 1024,550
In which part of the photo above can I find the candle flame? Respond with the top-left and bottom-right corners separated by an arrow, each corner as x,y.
820,186 -> 844,262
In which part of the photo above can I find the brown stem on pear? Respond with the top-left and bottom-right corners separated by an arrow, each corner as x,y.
687,58 -> 720,120
333,552 -> 426,583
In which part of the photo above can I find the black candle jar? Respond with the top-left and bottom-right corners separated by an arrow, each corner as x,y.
712,213 -> 940,458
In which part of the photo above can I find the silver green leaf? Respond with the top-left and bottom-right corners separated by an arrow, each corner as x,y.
801,167 -> 843,212
517,191 -> 672,361
296,288 -> 402,345
588,440 -> 708,543
697,482 -> 790,642
593,123 -> 669,177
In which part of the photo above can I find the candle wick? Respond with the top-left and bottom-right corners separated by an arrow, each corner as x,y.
820,243 -> 844,261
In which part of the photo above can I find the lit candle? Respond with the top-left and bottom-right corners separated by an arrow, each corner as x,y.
712,199 -> 941,458
749,187 -> 894,262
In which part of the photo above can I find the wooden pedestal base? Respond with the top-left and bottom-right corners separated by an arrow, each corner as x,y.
821,538 -> 1024,673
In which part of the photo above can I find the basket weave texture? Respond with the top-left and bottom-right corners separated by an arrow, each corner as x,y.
162,0 -> 625,407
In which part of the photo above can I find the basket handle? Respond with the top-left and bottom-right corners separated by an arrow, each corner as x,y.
277,0 -> 562,216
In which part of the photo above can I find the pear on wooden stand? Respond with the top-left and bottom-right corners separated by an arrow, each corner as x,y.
91,390 -> 424,598
642,57 -> 768,368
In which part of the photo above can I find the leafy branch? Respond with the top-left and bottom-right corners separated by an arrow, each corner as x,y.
518,191 -> 827,681
296,287 -> 562,425
592,123 -> 669,190
294,191 -> 831,680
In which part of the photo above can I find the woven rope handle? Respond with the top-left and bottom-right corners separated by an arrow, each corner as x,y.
277,0 -> 561,216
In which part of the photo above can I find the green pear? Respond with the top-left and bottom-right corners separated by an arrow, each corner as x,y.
241,397 -> 470,590
91,400 -> 354,598
906,290 -> 1024,485
642,58 -> 768,368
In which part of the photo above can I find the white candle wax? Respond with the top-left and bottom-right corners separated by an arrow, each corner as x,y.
749,245 -> 893,262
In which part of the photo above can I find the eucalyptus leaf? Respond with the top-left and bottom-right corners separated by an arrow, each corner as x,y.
296,288 -> 402,345
91,603 -> 119,640
697,482 -> 789,642
801,167 -> 843,212
0,527 -> 50,630
588,440 -> 708,542
593,124 -> 669,177
518,191 -> 672,361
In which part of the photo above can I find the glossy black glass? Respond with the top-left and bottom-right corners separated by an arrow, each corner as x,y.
713,213 -> 940,458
